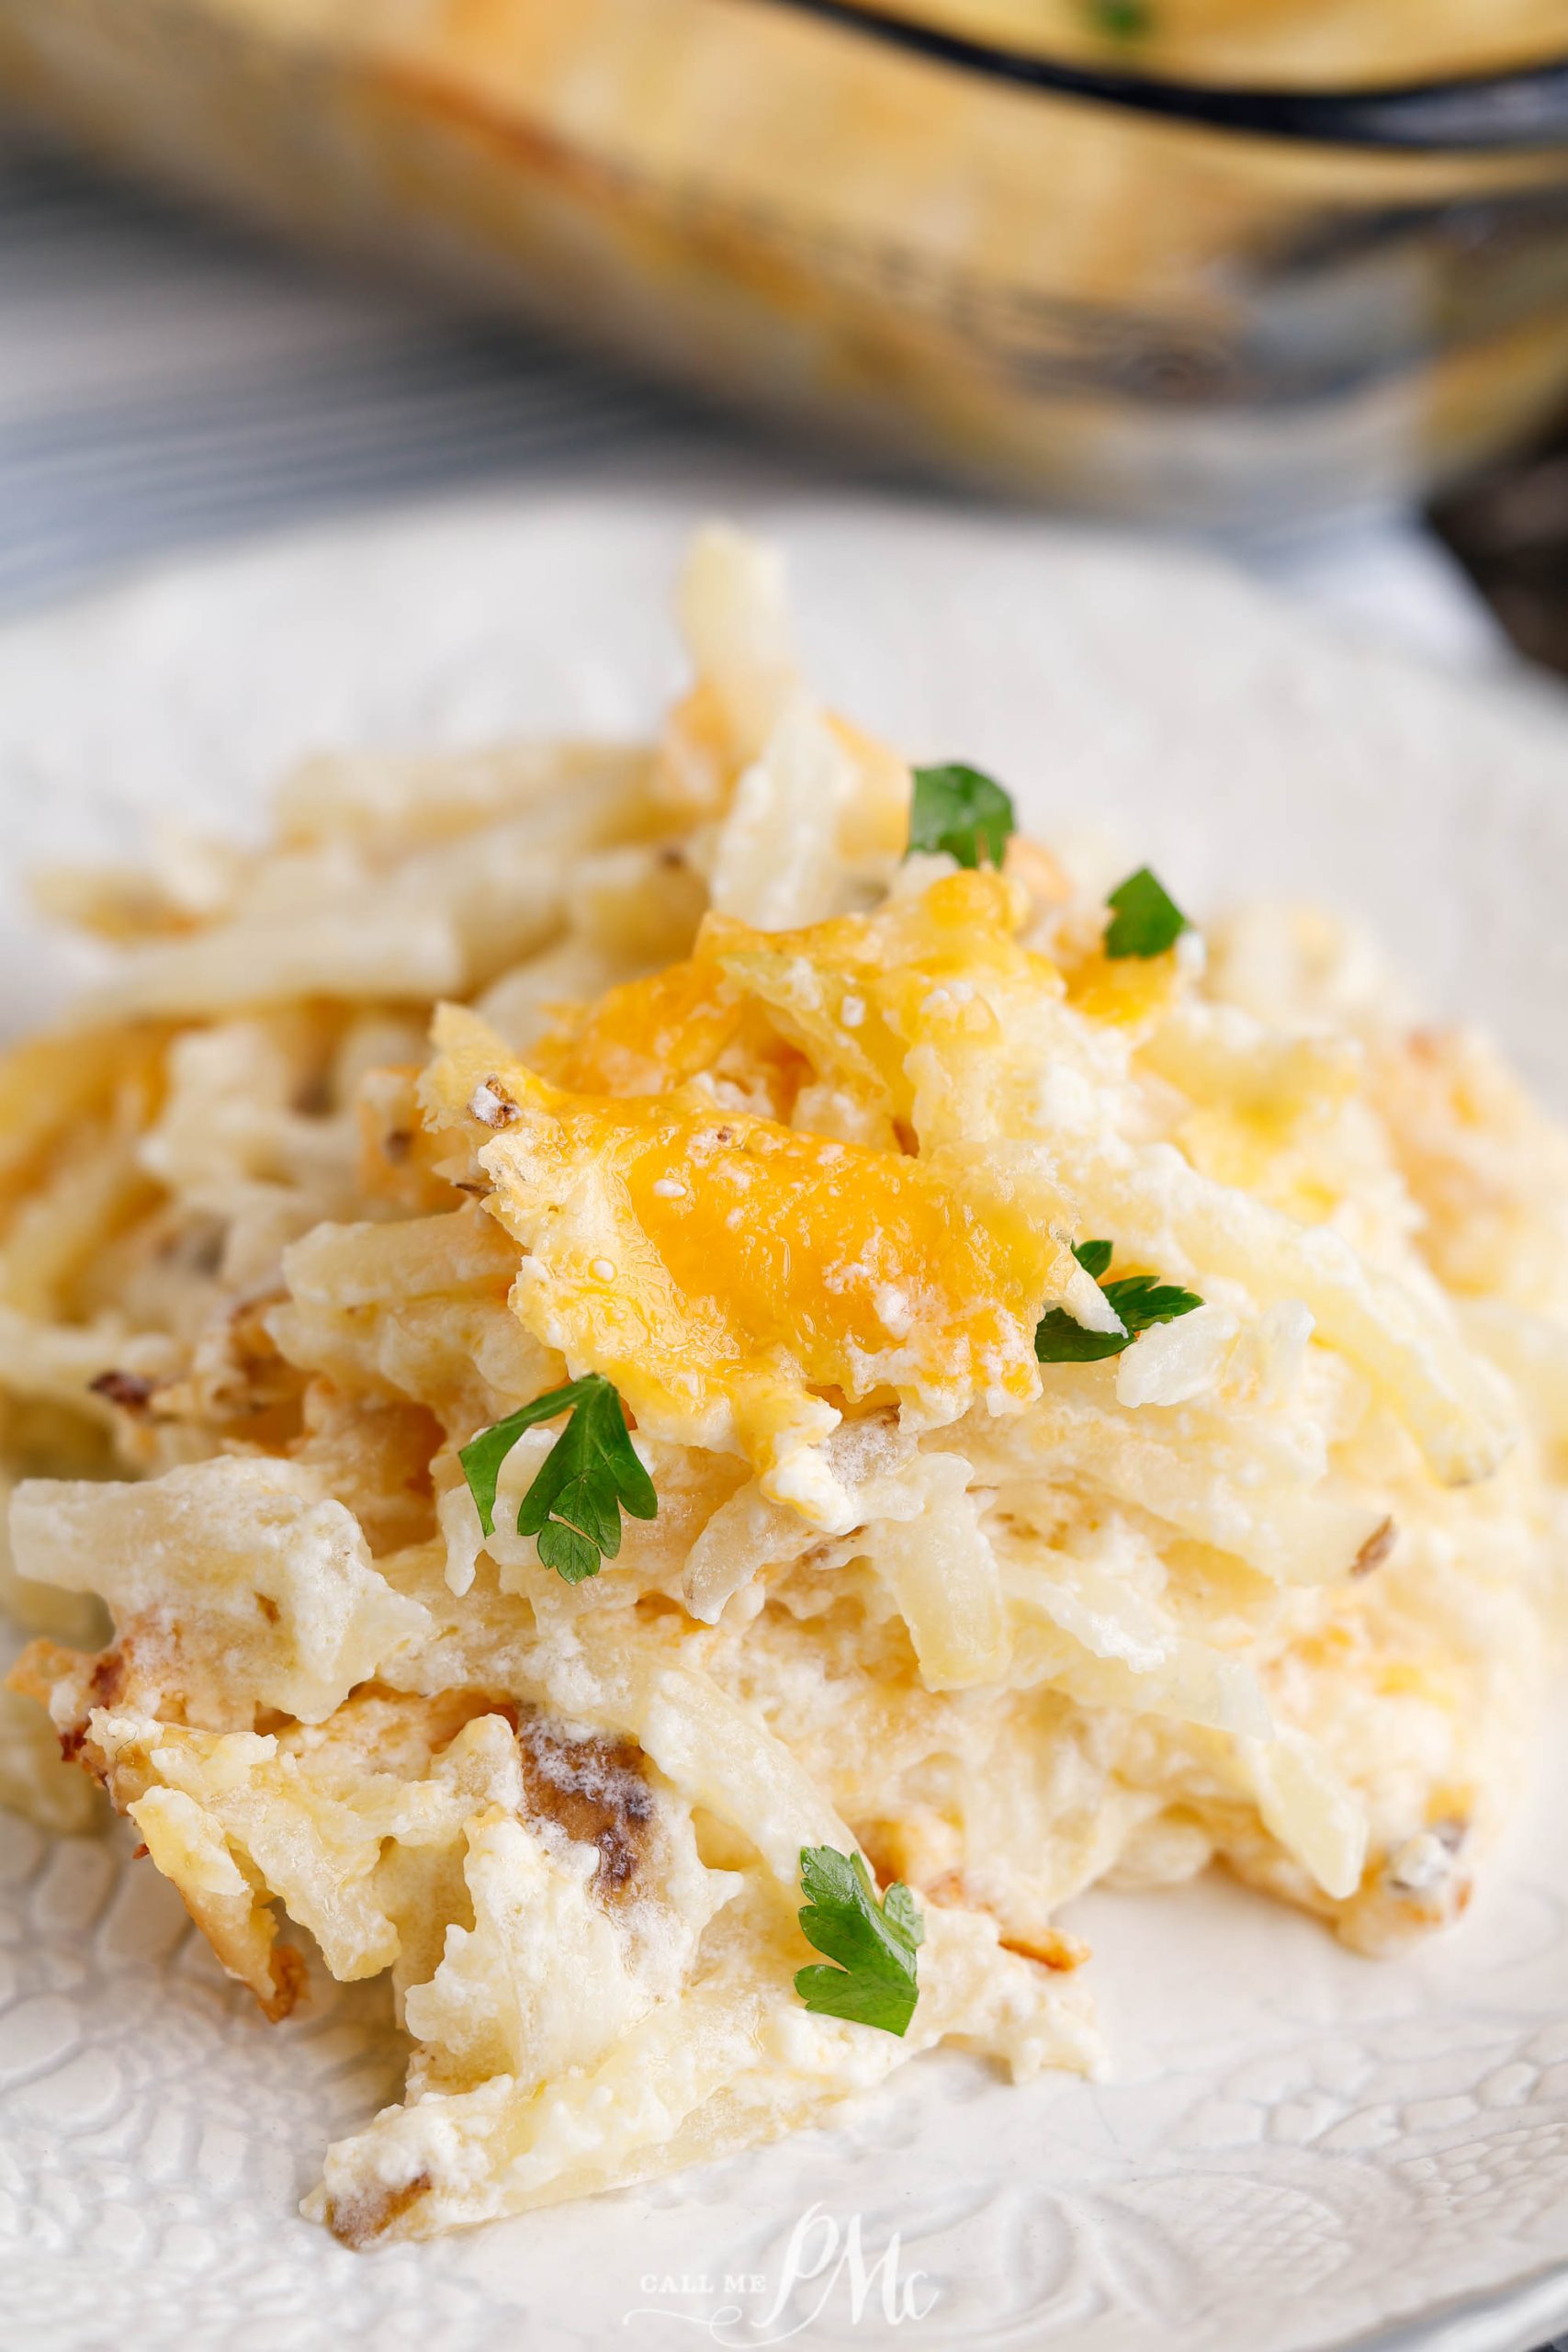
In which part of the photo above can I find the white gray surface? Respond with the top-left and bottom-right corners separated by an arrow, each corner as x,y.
0,490 -> 1565,2352
0,141 -> 726,614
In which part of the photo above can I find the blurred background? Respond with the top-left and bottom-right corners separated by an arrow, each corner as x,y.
1,10 -> 1566,2346
2,0 -> 1567,668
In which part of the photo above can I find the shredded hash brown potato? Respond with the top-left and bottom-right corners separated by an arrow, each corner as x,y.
2,525 -> 1565,2241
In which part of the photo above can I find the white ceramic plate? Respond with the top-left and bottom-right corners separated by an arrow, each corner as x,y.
2,492 -> 1567,2352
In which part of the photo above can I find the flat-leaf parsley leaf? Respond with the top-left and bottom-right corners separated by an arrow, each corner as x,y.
458,1374 -> 657,1584
1035,1239 -> 1203,1363
1103,866 -> 1190,959
908,763 -> 1015,870
794,1846 -> 922,2037
1088,0 -> 1153,37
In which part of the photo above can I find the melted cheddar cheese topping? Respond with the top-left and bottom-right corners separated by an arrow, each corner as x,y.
426,977 -> 1074,1523
536,868 -> 1072,1151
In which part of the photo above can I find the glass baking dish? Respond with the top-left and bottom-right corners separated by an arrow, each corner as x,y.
4,0 -> 1568,526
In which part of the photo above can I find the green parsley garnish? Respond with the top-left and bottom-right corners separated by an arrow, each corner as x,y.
1072,1237 -> 1113,1281
458,1374 -> 657,1585
1087,0 -> 1153,38
794,1846 -> 923,2037
908,763 -> 1015,870
1035,1238 -> 1202,1363
1103,866 -> 1190,960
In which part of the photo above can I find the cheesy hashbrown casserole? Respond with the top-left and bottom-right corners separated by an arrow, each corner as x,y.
1,527 -> 1564,2242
